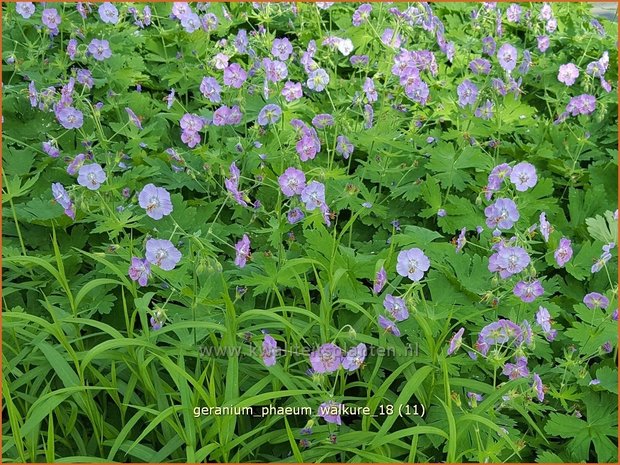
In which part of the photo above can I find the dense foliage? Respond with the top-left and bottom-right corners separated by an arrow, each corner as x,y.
2,1 -> 618,463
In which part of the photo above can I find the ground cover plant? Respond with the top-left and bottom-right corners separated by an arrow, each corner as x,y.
2,1 -> 618,463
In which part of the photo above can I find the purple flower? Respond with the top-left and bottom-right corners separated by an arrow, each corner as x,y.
307,68 -> 329,92
171,3 -> 191,20
257,104 -> 282,126
539,212 -> 552,242
200,77 -> 222,103
565,94 -> 597,117
56,106 -> 83,129
76,69 -> 93,89
342,343 -> 366,371
489,246 -> 530,279
128,257 -> 151,287
42,8 -> 61,32
87,39 -> 112,61
43,141 -> 60,158
405,78 -> 430,106
28,81 -> 37,107
509,162 -> 537,191
474,100 -> 494,120
138,184 -> 173,220
583,292 -> 609,310
180,113 -> 204,132
278,167 -> 306,197
263,58 -> 289,83
350,55 -> 369,66
300,181 -> 326,211
372,267 -> 387,294
309,343 -> 342,373
363,104 -> 374,129
383,294 -> 409,321
77,163 -> 106,191
16,2 -> 35,19
513,280 -> 544,303
396,248 -> 430,282
262,333 -> 278,367
213,53 -> 229,70
282,81 -> 303,102
457,80 -> 478,108
318,401 -> 342,425
98,2 -> 119,24
201,13 -> 218,32
558,63 -> 579,86
51,182 -> 72,210
181,13 -> 201,33
125,107 -> 143,130
532,373 -> 544,401
537,35 -> 550,53
235,234 -> 251,268
67,38 -> 78,60
381,28 -> 402,48
447,327 -> 465,355
223,63 -> 247,88
378,315 -> 401,336
536,305 -> 553,332
312,113 -> 334,129
272,38 -> 293,61
352,4 -> 372,26
145,238 -> 182,271
506,3 -> 522,22
503,356 -> 529,380
363,77 -> 378,103
469,58 -> 492,75
482,36 -> 496,56
456,227 -> 467,253
287,208 -> 305,225
497,43 -> 518,73
336,135 -> 354,159
67,153 -> 86,175
554,237 -> 573,267
484,198 -> 519,230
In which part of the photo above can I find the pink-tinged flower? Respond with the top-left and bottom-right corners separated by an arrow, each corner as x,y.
506,3 -> 522,22
16,2 -> 35,19
281,81 -> 303,102
509,162 -> 538,191
77,163 -> 106,190
307,68 -> 329,92
536,306 -> 553,332
532,373 -> 544,401
300,181 -> 326,211
318,401 -> 342,425
235,234 -> 251,268
128,257 -> 151,286
181,130 -> 200,148
565,94 -> 596,117
372,267 -> 387,294
513,280 -> 544,303
56,106 -> 83,129
497,43 -> 518,72
223,63 -> 247,88
213,53 -> 229,70
98,2 -> 119,24
257,104 -> 282,126
42,8 -> 61,31
138,184 -> 173,220
554,237 -> 573,267
502,356 -> 529,380
447,327 -> 465,355
396,248 -> 430,282
180,113 -> 204,132
539,212 -> 552,242
488,246 -> 530,279
537,35 -> 550,52
342,343 -> 366,371
271,37 -> 293,61
87,39 -> 112,61
383,294 -> 409,321
557,63 -> 579,86
278,167 -> 306,197
262,333 -> 278,367
309,343 -> 342,373
484,198 -> 519,230
583,292 -> 609,310
378,315 -> 401,336
145,238 -> 182,271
